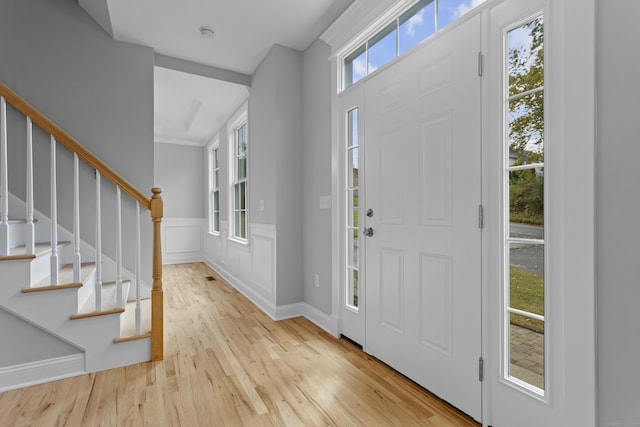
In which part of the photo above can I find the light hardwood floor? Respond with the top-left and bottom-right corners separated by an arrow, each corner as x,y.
0,263 -> 479,426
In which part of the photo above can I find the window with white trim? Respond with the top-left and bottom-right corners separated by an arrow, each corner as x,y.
346,107 -> 360,309
209,141 -> 220,234
342,0 -> 486,90
503,13 -> 546,394
228,104 -> 248,242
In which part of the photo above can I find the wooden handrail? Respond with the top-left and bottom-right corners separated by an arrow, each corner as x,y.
0,82 -> 150,210
0,82 -> 164,362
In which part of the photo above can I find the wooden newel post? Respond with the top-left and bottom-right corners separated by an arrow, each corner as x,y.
150,187 -> 164,361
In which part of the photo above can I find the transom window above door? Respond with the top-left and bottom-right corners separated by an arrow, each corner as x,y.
342,0 -> 487,89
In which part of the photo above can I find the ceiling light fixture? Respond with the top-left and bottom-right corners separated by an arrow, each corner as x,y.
199,26 -> 215,39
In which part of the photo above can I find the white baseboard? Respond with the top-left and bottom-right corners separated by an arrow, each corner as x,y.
204,257 -> 277,319
204,258 -> 340,338
275,302 -> 340,337
0,354 -> 85,392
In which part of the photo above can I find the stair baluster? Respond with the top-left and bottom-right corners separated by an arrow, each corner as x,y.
135,201 -> 141,335
73,153 -> 81,282
26,117 -> 35,255
49,136 -> 58,284
0,82 -> 164,362
116,186 -> 123,308
95,170 -> 102,311
0,96 -> 8,256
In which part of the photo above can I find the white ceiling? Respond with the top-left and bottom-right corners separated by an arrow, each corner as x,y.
153,67 -> 248,146
80,0 -> 354,147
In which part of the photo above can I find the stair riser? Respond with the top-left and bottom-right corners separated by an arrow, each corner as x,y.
29,244 -> 74,287
8,223 -> 25,249
76,274 -> 96,312
0,261 -> 32,300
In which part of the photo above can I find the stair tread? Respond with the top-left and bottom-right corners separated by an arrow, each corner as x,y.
8,241 -> 71,258
32,262 -> 96,288
7,218 -> 38,224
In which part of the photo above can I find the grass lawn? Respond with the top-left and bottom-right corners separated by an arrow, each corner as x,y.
510,266 -> 544,333
510,211 -> 544,226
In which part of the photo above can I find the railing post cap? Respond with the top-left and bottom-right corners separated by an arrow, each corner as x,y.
152,187 -> 162,196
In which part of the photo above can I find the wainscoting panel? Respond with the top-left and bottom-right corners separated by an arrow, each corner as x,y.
250,224 -> 276,297
162,218 -> 206,264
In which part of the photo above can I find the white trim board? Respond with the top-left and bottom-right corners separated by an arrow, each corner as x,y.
203,257 -> 339,338
0,354 -> 85,393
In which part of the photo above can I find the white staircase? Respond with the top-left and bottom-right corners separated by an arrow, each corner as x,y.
0,83 -> 163,392
0,205 -> 152,391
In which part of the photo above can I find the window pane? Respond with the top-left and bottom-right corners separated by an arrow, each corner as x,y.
508,16 -> 544,97
348,108 -> 358,148
509,313 -> 544,390
213,148 -> 219,187
348,189 -> 359,227
213,191 -> 219,212
509,92 -> 544,165
509,168 -> 543,230
348,147 -> 359,189
344,44 -> 366,88
240,211 -> 247,239
509,243 -> 544,319
213,209 -> 219,232
240,181 -> 246,210
399,0 -> 435,54
437,0 -> 484,30
347,268 -> 359,308
235,184 -> 240,210
237,124 -> 247,180
235,209 -> 241,237
368,23 -> 397,73
348,228 -> 359,268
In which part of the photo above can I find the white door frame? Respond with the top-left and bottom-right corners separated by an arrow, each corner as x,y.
323,0 -> 596,425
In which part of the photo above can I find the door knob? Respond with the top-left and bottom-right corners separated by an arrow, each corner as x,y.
363,227 -> 374,237
366,208 -> 374,218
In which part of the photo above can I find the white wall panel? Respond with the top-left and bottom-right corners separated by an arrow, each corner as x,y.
162,218 -> 205,264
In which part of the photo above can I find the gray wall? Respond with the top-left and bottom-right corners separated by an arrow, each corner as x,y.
248,44 -> 304,306
302,39 -> 333,315
204,44 -> 305,307
248,50 -> 278,226
596,0 -> 640,424
155,143 -> 204,219
272,45 -> 304,306
0,0 -> 155,279
0,308 -> 80,367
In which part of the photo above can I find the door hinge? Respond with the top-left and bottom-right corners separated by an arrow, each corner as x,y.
478,204 -> 484,229
479,356 -> 484,382
478,52 -> 483,77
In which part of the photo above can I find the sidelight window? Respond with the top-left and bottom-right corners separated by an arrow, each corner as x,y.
346,107 -> 360,309
503,14 -> 546,394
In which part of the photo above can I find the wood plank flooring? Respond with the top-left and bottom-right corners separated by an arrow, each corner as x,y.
0,262 -> 480,426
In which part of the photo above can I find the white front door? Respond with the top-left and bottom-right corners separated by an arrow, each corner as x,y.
363,14 -> 482,421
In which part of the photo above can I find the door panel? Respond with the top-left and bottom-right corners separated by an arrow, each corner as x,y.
363,14 -> 482,421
